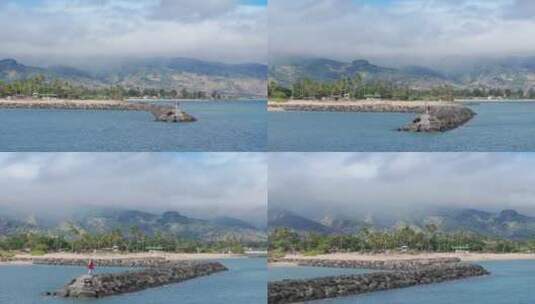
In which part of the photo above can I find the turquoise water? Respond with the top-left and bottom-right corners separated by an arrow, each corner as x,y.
268,102 -> 535,151
272,260 -> 535,303
0,100 -> 266,152
0,258 -> 266,304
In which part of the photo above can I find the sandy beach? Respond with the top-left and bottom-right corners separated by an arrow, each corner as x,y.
9,252 -> 244,262
267,99 -> 457,111
0,98 -> 129,106
271,253 -> 535,265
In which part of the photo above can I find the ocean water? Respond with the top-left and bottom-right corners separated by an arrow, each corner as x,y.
0,100 -> 266,152
0,258 -> 266,304
268,102 -> 535,151
271,260 -> 535,304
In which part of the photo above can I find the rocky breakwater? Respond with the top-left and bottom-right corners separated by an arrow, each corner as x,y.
398,106 -> 475,132
148,105 -> 197,123
269,263 -> 489,304
0,99 -> 196,123
268,100 -> 475,132
275,257 -> 461,271
46,261 -> 227,298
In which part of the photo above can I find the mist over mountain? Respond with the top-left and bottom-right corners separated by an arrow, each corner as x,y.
269,56 -> 535,92
0,58 -> 267,98
268,208 -> 535,240
0,208 -> 267,243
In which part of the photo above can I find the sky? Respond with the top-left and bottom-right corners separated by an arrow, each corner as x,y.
0,0 -> 267,66
269,153 -> 535,219
270,0 -> 535,66
0,153 -> 267,226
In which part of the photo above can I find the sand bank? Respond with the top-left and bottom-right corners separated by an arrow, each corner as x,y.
279,252 -> 535,263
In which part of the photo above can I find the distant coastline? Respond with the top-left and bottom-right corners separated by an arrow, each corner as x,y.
270,252 -> 535,265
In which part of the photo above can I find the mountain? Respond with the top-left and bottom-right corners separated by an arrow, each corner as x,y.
268,208 -> 535,240
269,56 -> 535,91
0,209 -> 266,243
0,58 -> 267,98
268,209 -> 331,234
269,58 -> 450,89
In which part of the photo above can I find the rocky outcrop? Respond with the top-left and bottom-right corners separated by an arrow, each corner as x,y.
0,100 -> 197,123
45,261 -> 227,298
274,257 -> 461,271
268,263 -> 489,304
149,107 -> 197,123
398,106 -> 475,132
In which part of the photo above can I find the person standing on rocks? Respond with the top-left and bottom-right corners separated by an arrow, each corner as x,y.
87,259 -> 95,275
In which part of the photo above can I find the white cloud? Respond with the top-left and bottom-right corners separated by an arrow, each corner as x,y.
0,0 -> 266,65
269,0 -> 534,64
0,153 -> 267,225
269,153 -> 535,219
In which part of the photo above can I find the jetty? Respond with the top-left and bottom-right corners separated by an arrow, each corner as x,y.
268,100 -> 475,132
0,99 -> 196,123
21,257 -> 227,298
46,261 -> 227,298
268,257 -> 489,304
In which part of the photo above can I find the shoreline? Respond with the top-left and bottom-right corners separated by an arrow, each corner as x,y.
0,252 -> 247,266
267,99 -> 459,112
272,252 -> 535,265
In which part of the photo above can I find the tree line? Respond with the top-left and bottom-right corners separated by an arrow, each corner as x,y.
0,75 -> 224,100
268,76 -> 535,101
0,225 -> 264,256
269,226 -> 535,257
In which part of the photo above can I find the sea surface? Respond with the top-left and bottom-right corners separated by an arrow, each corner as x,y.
0,100 -> 266,152
271,260 -> 535,304
0,258 -> 266,304
268,102 -> 535,151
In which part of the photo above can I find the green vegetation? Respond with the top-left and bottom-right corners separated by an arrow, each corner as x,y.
269,226 -> 535,255
0,226 -> 261,255
268,75 -> 535,101
0,75 -> 223,100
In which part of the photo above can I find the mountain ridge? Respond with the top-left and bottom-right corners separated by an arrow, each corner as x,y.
268,208 -> 535,240
0,58 -> 267,98
269,56 -> 535,92
0,209 -> 266,243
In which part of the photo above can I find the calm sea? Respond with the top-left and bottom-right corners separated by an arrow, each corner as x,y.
0,258 -> 266,304
268,102 -> 535,151
0,100 -> 266,152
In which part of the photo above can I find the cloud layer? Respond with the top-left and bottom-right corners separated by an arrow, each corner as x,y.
270,0 -> 535,65
269,153 -> 535,219
0,153 -> 267,225
0,0 -> 266,66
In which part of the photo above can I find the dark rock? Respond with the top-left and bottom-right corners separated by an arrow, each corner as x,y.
268,263 -> 489,304
46,261 -> 227,298
398,106 -> 476,132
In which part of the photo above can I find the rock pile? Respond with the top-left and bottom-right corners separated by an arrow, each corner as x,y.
45,261 -> 227,298
269,263 -> 489,304
149,107 -> 197,123
398,106 -> 475,132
